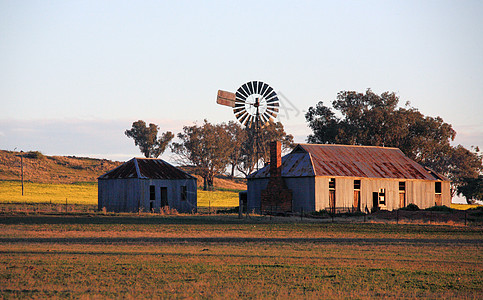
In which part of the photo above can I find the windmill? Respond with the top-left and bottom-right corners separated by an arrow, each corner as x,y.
217,81 -> 280,170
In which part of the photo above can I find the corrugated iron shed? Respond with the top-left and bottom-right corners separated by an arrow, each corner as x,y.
98,158 -> 195,180
248,144 -> 446,181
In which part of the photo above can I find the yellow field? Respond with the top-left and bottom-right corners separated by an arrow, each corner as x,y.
451,203 -> 482,210
0,181 -> 97,205
0,181 -> 239,207
197,190 -> 239,207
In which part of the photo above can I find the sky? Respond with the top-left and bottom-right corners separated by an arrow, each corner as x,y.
1,0 -> 482,163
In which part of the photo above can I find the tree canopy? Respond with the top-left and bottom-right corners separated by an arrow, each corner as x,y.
457,175 -> 483,203
170,120 -> 294,189
171,120 -> 232,190
125,120 -> 174,158
237,121 -> 294,177
305,89 -> 482,201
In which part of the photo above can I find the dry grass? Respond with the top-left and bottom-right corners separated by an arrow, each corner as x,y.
0,215 -> 481,299
0,150 -> 121,184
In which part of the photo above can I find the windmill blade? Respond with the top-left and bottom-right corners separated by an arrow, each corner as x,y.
259,112 -> 269,124
236,89 -> 248,100
234,107 -> 246,115
238,112 -> 249,125
266,106 -> 279,113
262,111 -> 272,121
256,81 -> 263,94
259,82 -> 269,96
267,102 -> 279,108
266,107 -> 279,117
246,82 -> 254,95
234,108 -> 246,117
266,96 -> 279,103
262,86 -> 274,98
265,91 -> 278,101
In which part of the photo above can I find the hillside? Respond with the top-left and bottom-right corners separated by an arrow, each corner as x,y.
0,150 -> 247,190
0,150 -> 122,184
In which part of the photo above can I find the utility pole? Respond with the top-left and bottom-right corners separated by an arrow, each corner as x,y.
20,150 -> 24,196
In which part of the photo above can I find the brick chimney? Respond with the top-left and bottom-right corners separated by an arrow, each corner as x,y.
270,141 -> 282,178
260,141 -> 292,213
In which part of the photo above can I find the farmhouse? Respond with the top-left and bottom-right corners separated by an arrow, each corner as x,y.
98,158 -> 197,213
247,142 -> 451,214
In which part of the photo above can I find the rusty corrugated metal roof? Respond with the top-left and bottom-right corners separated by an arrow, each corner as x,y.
248,144 -> 447,181
247,152 -> 315,179
98,158 -> 196,180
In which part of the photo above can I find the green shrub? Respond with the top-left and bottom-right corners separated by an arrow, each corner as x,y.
216,207 -> 239,214
24,151 -> 45,159
400,203 -> 420,211
425,205 -> 454,212
311,209 -> 329,216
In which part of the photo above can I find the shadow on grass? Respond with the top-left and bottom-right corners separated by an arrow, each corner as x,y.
0,214 -> 254,225
0,236 -> 481,245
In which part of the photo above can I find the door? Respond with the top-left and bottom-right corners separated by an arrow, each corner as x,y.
160,187 -> 168,208
399,192 -> 406,208
353,190 -> 361,212
372,192 -> 379,212
329,190 -> 336,214
435,194 -> 442,206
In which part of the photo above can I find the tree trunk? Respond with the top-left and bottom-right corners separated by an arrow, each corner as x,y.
203,174 -> 215,191
203,176 -> 208,191
207,174 -> 214,191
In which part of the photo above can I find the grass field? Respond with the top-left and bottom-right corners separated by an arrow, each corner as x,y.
0,215 -> 481,299
0,181 -> 239,208
3,181 -> 482,211
451,203 -> 482,210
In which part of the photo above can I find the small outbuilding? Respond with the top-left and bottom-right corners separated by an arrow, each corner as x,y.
98,158 -> 197,213
247,142 -> 451,214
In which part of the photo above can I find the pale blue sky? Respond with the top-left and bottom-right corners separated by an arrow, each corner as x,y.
1,0 -> 482,161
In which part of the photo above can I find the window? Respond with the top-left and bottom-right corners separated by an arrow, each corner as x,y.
435,182 -> 442,194
181,186 -> 187,201
150,185 -> 156,201
329,178 -> 336,190
354,180 -> 361,190
399,182 -> 406,192
379,188 -> 386,205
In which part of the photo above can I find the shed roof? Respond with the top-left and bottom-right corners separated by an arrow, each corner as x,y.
98,158 -> 196,180
248,144 -> 448,181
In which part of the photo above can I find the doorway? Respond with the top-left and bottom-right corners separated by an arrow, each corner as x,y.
329,178 -> 336,214
353,180 -> 361,212
160,187 -> 168,208
372,192 -> 379,212
354,191 -> 361,212
329,190 -> 336,214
